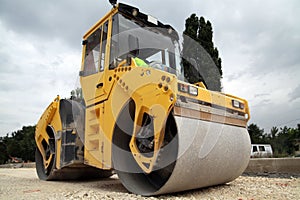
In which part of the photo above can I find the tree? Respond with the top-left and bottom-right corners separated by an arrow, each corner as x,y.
270,126 -> 279,138
182,14 -> 222,91
247,123 -> 265,144
257,124 -> 300,157
2,125 -> 36,163
0,138 -> 9,164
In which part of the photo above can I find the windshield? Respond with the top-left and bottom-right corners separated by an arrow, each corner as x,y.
110,14 -> 183,79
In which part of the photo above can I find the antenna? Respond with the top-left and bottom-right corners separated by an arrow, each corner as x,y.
109,0 -> 117,6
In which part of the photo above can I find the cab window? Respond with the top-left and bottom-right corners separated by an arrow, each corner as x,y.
84,28 -> 101,76
83,21 -> 109,75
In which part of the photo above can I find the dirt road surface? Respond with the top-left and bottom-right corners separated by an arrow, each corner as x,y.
0,168 -> 299,199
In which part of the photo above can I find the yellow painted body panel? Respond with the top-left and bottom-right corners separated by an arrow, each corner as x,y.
178,81 -> 249,120
82,58 -> 179,170
35,96 -> 62,170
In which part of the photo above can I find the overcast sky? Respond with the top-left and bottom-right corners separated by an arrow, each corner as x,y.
0,0 -> 299,136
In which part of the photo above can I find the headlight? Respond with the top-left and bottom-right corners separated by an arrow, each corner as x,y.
178,83 -> 198,96
232,100 -> 244,109
178,83 -> 189,93
188,86 -> 198,96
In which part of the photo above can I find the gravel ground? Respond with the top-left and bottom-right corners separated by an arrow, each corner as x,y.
0,168 -> 299,200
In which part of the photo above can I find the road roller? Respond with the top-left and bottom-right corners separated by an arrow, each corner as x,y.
35,2 -> 251,196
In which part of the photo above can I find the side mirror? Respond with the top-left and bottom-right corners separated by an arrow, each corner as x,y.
128,34 -> 139,57
79,70 -> 85,76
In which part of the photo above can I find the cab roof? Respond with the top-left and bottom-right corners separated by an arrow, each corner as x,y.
84,3 -> 179,41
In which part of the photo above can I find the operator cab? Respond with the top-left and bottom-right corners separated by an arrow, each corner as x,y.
81,3 -> 183,79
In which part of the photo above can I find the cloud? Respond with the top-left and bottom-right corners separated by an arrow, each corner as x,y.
192,0 -> 300,81
0,22 -> 80,135
289,85 -> 300,101
254,93 -> 269,98
0,0 -> 110,48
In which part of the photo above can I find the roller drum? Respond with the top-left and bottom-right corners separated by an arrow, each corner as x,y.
114,114 -> 251,196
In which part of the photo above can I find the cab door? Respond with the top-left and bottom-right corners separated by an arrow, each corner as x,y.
79,20 -> 113,168
80,20 -> 110,107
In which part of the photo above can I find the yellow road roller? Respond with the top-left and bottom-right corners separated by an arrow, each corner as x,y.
35,2 -> 251,196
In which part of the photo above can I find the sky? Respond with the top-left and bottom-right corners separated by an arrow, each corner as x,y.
0,0 -> 299,136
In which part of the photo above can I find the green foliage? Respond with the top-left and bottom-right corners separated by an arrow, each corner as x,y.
0,140 -> 9,164
0,125 -> 36,164
182,14 -> 222,91
248,123 -> 300,157
248,123 -> 265,144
